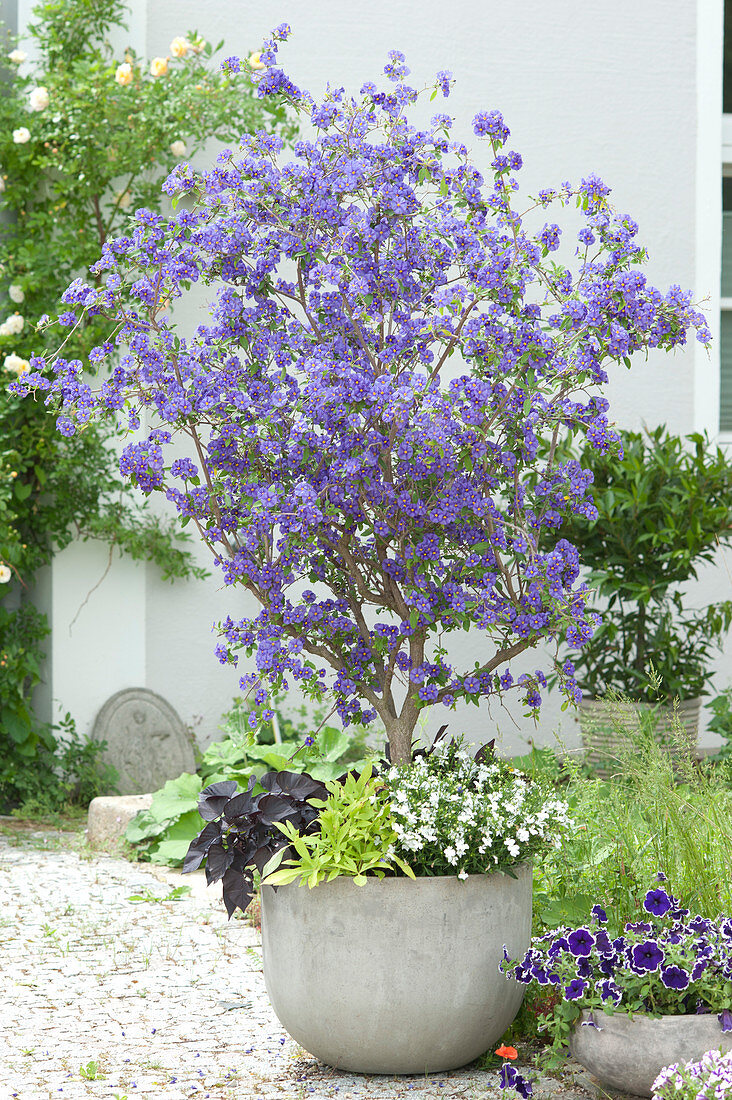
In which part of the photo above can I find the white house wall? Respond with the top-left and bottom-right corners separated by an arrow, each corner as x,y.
34,0 -> 730,754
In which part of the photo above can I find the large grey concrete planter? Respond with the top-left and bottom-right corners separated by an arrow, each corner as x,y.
569,1010 -> 732,1096
260,865 -> 531,1074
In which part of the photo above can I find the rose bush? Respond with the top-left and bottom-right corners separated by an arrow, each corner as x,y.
0,0 -> 294,810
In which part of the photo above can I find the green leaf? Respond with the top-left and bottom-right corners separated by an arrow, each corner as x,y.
147,773 -> 202,823
148,811 -> 210,865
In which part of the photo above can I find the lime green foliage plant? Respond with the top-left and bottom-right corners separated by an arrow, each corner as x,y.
263,765 -> 414,887
559,427 -> 732,703
0,0 -> 294,810
533,697 -> 732,934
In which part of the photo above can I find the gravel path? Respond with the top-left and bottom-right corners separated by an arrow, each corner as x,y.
1,826 -> 596,1100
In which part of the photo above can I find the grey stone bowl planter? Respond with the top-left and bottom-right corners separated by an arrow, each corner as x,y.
260,865 -> 532,1074
569,1010 -> 732,1096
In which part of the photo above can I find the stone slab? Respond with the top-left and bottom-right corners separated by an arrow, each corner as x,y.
90,687 -> 196,794
87,793 -> 153,848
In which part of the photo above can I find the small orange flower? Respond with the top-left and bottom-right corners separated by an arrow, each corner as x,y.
495,1045 -> 518,1060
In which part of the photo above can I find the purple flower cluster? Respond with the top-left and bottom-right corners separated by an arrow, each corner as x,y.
17,42 -> 710,756
503,883 -> 732,1034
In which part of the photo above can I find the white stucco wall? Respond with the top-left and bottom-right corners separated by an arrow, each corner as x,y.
36,0 -> 731,755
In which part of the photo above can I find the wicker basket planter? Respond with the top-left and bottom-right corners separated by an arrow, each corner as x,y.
578,697 -> 701,777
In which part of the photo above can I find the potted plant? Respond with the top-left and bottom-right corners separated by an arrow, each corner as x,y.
18,26 -> 709,1074
501,878 -> 732,1097
185,736 -> 571,1071
558,428 -> 732,771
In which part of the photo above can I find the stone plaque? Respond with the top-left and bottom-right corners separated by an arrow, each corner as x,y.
91,688 -> 196,794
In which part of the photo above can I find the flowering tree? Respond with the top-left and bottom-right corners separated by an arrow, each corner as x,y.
21,28 -> 710,765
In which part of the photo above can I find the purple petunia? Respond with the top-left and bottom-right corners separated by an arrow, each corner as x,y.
591,905 -> 607,924
632,940 -> 664,972
499,1065 -> 533,1098
644,889 -> 672,917
660,965 -> 690,991
565,978 -> 588,1000
567,928 -> 595,957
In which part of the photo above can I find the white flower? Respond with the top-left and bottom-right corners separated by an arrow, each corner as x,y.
150,56 -> 169,78
457,870 -> 468,880
248,52 -> 266,71
115,62 -> 133,86
8,49 -> 26,64
29,86 -> 49,111
8,284 -> 24,303
505,839 -> 520,858
0,313 -> 24,336
0,563 -> 11,583
169,139 -> 186,157
116,190 -> 131,210
4,352 -> 29,373
12,127 -> 30,145
0,178 -> 5,193
169,36 -> 190,58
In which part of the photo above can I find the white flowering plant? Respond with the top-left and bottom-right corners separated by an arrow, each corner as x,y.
385,736 -> 572,879
653,1050 -> 732,1100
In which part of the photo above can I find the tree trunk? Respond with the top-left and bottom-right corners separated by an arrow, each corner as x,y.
383,714 -> 417,765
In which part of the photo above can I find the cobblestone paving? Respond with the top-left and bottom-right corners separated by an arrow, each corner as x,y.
1,826 -> 597,1100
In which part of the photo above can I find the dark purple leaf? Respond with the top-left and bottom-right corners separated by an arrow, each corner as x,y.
223,789 -> 257,822
222,866 -> 254,919
474,739 -> 496,765
198,780 -> 241,821
270,771 -> 327,801
204,838 -> 235,885
182,820 -> 221,874
257,793 -> 300,825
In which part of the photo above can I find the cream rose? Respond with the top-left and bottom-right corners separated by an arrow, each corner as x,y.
150,56 -> 169,78
8,285 -> 24,304
8,49 -> 26,64
12,127 -> 30,145
169,37 -> 190,58
29,86 -> 49,111
248,52 -> 266,70
0,564 -> 11,583
0,314 -> 24,336
169,139 -> 186,157
4,352 -> 29,373
115,62 -> 133,87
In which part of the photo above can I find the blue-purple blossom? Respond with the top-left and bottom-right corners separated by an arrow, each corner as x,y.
499,1065 -> 532,1098
632,940 -> 664,972
644,889 -> 672,917
565,978 -> 588,1000
568,929 -> 595,957
660,965 -> 690,991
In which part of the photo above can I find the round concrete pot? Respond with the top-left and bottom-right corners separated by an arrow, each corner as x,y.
260,865 -> 531,1074
569,1010 -> 732,1096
